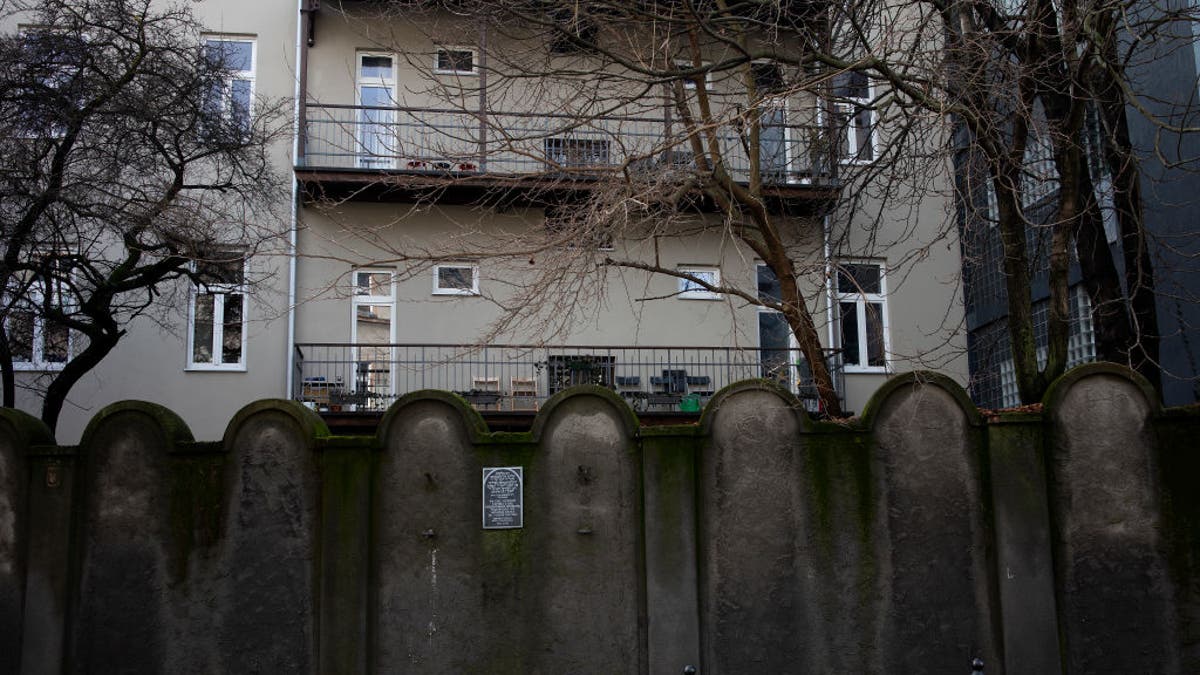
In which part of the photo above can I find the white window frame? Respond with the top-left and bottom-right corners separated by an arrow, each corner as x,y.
6,270 -> 72,372
349,268 -> 397,401
186,254 -> 248,372
833,260 -> 890,373
202,35 -> 256,133
357,52 -> 397,169
831,71 -> 876,164
432,263 -> 480,296
677,266 -> 722,300
675,59 -> 712,90
434,46 -> 478,76
755,262 -> 804,398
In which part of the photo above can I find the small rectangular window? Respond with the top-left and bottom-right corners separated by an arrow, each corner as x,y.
202,36 -> 255,138
752,62 -> 786,95
433,263 -> 479,295
187,252 -> 247,370
435,47 -> 476,75
833,261 -> 888,371
832,71 -> 874,163
675,60 -> 711,90
678,267 -> 721,300
6,261 -> 73,371
544,137 -> 610,168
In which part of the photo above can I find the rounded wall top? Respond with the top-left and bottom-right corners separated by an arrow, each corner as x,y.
858,371 -> 982,429
0,407 -> 55,447
80,400 -> 194,453
376,389 -> 489,445
699,378 -> 811,434
223,399 -> 330,451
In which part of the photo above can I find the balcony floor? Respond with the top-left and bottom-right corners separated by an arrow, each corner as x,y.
296,166 -> 840,214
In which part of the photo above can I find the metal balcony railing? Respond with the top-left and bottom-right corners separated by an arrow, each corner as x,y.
298,104 -> 836,187
293,342 -> 845,416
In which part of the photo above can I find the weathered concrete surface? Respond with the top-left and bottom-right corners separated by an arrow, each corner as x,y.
641,429 -> 701,674
375,397 -> 492,674
987,416 -> 1062,674
67,409 -> 173,673
219,404 -> 320,674
0,409 -> 50,675
1049,371 -> 1176,674
872,379 -> 998,672
528,391 -> 644,674
7,370 -> 1200,674
700,384 -> 814,673
17,450 -> 74,675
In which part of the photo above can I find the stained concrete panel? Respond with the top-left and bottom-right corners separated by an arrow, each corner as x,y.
528,394 -> 643,674
68,411 -> 170,672
0,415 -> 32,674
873,383 -> 997,671
220,409 -> 319,674
1050,373 -> 1176,674
700,387 -> 811,672
375,399 -> 489,674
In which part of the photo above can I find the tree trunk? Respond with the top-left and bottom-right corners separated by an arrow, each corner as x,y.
41,330 -> 118,433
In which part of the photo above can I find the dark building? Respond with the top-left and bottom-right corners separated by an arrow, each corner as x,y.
957,32 -> 1200,409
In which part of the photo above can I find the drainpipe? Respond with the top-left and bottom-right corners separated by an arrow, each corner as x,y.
823,213 -> 837,400
286,0 -> 306,400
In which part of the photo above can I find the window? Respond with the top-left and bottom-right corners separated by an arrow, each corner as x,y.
755,264 -> 805,396
351,269 -> 395,402
752,62 -> 787,96
545,137 -> 610,168
675,60 -> 712,90
357,53 -> 396,168
202,37 -> 255,137
187,253 -> 247,370
6,269 -> 71,371
433,263 -> 479,295
832,71 -> 874,162
1067,286 -> 1097,367
17,28 -> 85,138
1021,102 -> 1059,209
834,261 -> 888,370
434,47 -> 476,75
983,179 -> 999,226
678,267 -> 721,300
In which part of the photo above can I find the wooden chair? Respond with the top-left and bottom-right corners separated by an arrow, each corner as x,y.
510,376 -> 539,410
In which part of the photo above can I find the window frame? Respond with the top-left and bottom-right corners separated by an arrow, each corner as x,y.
201,35 -> 256,136
185,253 -> 249,372
350,268 -> 397,344
832,260 -> 890,373
432,263 -> 480,296
831,70 -> 876,164
674,59 -> 712,90
356,52 -> 398,169
677,266 -> 722,300
6,268 -> 73,372
433,46 -> 478,76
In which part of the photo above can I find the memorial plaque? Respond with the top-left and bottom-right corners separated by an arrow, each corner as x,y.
482,467 -> 524,529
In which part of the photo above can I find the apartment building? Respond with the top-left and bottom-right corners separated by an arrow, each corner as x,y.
957,11 -> 1200,409
8,1 -> 968,441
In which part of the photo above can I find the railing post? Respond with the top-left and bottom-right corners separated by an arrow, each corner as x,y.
477,21 -> 488,172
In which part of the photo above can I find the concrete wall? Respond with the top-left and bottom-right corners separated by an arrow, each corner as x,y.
3,363 -> 1199,673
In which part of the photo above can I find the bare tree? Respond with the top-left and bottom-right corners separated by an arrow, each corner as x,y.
0,0 -> 288,431
303,0 -> 1198,411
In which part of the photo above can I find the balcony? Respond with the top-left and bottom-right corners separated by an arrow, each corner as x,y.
293,342 -> 845,426
295,104 -> 840,206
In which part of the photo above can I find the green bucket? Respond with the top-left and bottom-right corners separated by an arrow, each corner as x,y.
679,394 -> 702,412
